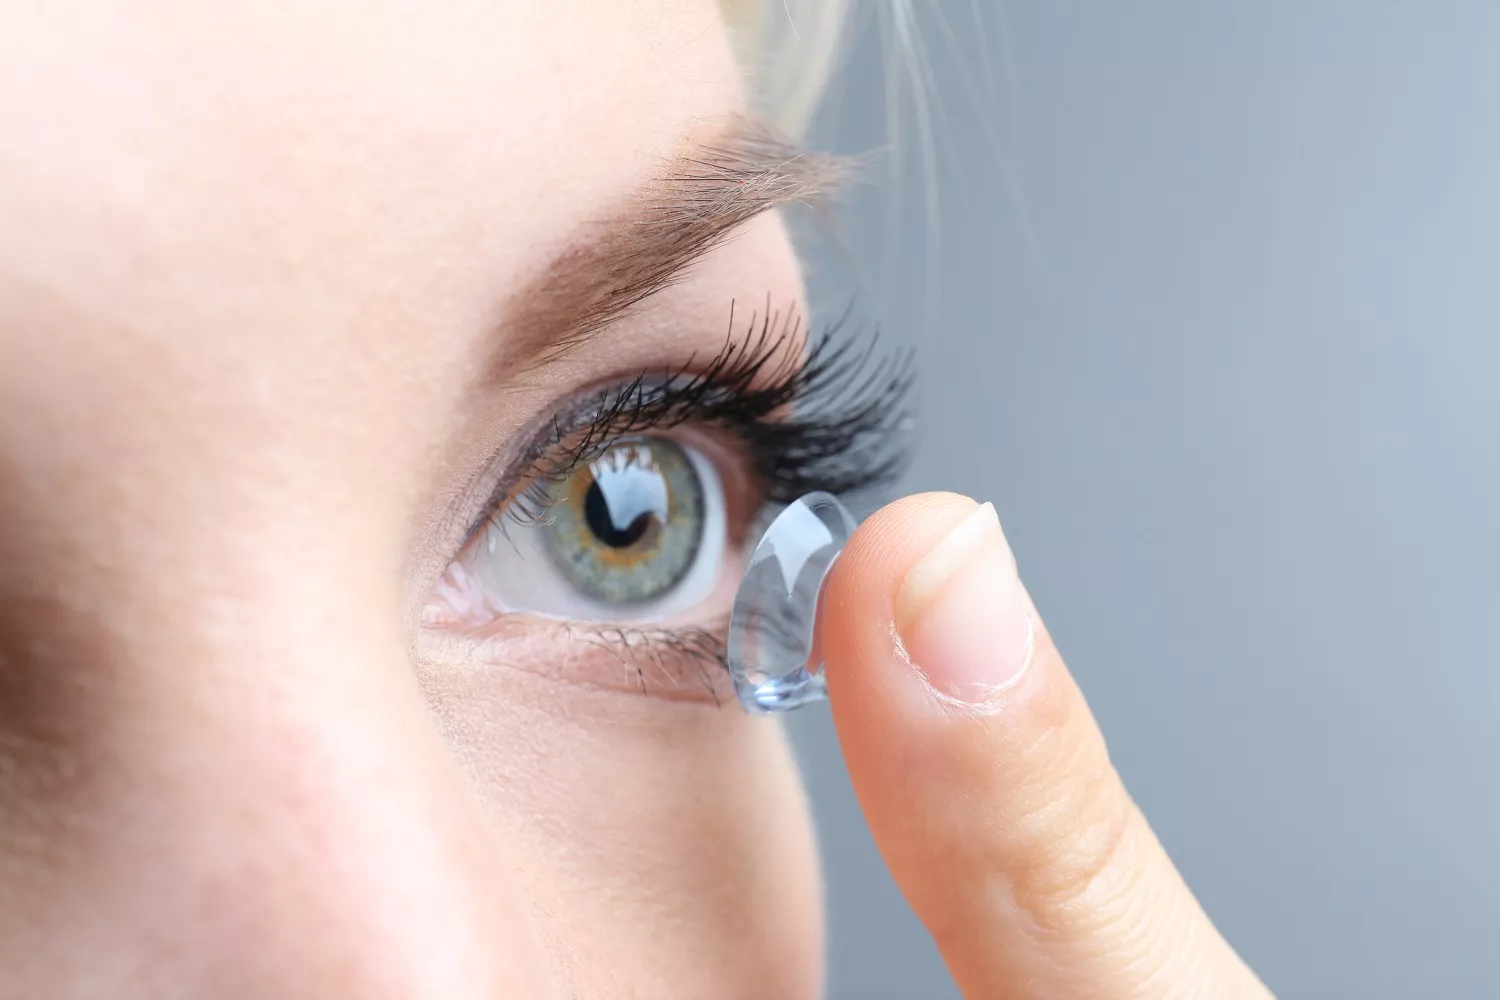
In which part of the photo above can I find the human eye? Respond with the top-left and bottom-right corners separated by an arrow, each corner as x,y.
421,309 -> 914,700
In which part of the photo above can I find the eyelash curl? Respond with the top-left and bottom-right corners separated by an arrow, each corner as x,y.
496,301 -> 917,529
470,302 -> 916,700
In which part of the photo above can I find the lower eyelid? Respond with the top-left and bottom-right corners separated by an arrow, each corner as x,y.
416,616 -> 735,705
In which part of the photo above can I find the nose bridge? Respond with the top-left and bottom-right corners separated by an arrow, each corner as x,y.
0,575 -> 544,998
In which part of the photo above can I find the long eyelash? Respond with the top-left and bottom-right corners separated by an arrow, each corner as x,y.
495,300 -> 917,528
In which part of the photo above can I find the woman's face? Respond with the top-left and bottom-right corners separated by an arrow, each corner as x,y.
0,3 -> 828,996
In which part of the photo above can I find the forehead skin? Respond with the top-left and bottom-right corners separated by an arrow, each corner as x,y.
0,3 -> 821,999
1,0 -> 761,486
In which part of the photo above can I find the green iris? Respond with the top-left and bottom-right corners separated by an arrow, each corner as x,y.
539,438 -> 706,605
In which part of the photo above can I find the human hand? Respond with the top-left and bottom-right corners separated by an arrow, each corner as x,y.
822,493 -> 1273,999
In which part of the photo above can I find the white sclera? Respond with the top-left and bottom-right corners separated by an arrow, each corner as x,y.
727,491 -> 858,714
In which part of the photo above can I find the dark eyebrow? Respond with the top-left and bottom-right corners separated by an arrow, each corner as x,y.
499,116 -> 846,373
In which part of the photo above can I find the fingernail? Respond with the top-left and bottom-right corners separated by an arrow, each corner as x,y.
895,501 -> 1033,703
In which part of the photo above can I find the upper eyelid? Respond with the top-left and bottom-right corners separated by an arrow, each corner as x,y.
465,307 -> 915,549
479,313 -> 774,519
466,304 -> 803,532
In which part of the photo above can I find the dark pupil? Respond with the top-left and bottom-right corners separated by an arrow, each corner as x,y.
583,459 -> 667,549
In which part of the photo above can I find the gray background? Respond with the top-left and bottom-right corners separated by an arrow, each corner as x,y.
787,4 -> 1500,998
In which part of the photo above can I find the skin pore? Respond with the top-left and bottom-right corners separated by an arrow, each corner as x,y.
0,3 -> 823,997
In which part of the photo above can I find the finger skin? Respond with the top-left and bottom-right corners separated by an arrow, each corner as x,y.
821,492 -> 1273,1000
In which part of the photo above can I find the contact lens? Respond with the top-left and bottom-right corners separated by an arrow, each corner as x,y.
727,491 -> 857,715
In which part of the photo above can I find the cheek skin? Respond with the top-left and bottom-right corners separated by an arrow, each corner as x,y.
416,660 -> 825,1000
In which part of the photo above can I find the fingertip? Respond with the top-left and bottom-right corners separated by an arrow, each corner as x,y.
819,492 -> 990,773
817,494 -> 1270,1000
821,491 -> 983,677
824,491 -> 1036,712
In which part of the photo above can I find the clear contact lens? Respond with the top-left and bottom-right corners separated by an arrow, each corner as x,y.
727,491 -> 857,715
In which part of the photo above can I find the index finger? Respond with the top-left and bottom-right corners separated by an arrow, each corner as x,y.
821,492 -> 1273,999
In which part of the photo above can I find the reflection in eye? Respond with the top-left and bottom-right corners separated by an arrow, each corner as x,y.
444,435 -> 729,624
540,439 -> 706,605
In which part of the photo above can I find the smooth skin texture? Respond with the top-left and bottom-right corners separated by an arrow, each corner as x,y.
0,3 -> 1267,998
